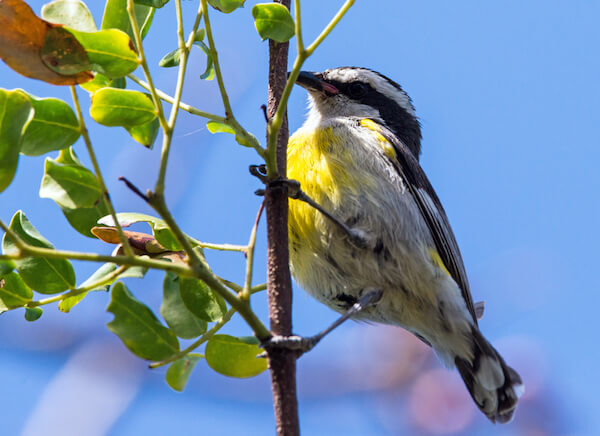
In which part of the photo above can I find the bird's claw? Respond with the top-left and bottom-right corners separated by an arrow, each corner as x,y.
249,164 -> 268,183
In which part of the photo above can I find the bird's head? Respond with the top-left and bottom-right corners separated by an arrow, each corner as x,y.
294,67 -> 422,158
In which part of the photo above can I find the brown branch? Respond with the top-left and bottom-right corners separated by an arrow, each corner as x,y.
265,0 -> 299,434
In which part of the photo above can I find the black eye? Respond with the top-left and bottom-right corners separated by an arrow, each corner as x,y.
348,82 -> 368,98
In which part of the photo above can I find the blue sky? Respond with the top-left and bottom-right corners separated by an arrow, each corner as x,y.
1,1 -> 599,435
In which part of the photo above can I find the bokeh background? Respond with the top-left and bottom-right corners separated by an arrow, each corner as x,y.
1,1 -> 598,435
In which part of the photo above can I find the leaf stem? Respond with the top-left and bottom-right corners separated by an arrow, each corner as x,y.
24,265 -> 129,309
126,0 -> 168,132
127,74 -> 226,122
70,86 -> 135,258
305,0 -> 354,56
150,307 -> 235,368
241,202 -> 265,301
199,0 -> 233,117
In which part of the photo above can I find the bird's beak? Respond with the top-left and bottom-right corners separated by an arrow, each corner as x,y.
293,71 -> 339,95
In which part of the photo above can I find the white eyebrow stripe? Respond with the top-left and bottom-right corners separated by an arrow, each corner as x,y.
324,68 -> 416,117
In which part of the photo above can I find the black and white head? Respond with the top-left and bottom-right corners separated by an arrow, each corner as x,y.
296,66 -> 422,157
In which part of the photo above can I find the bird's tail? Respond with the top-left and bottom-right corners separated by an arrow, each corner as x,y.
454,327 -> 524,423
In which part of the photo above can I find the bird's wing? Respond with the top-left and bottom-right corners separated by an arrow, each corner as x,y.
374,121 -> 478,323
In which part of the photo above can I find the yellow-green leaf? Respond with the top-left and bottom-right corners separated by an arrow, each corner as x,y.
205,335 -> 267,378
251,3 -> 295,43
166,354 -> 202,392
90,88 -> 156,127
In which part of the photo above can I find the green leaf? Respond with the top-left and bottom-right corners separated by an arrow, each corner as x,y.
20,94 -> 80,156
2,211 -> 76,294
251,3 -> 295,43
158,48 -> 182,68
0,272 -> 33,310
67,28 -> 139,78
161,273 -> 207,339
205,334 -> 267,378
0,89 -> 34,193
125,117 -> 159,149
134,0 -> 169,7
166,354 -> 202,392
98,212 -> 182,251
101,0 -> 155,42
0,259 -> 15,276
208,0 -> 245,13
40,157 -> 102,209
25,307 -> 43,322
107,282 -> 179,360
41,0 -> 97,32
207,121 -> 235,135
193,40 -> 214,80
90,88 -> 156,127
80,73 -> 126,94
61,202 -> 110,238
179,277 -> 226,323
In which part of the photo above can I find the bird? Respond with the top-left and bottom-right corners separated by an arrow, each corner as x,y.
285,66 -> 524,423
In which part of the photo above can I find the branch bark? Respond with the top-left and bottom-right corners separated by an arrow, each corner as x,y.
265,0 -> 299,434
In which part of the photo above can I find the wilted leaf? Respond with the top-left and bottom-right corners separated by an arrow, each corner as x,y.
0,0 -> 93,84
205,334 -> 267,378
126,116 -> 159,149
41,0 -> 97,32
107,281 -> 179,360
208,0 -> 244,13
2,211 -> 76,294
251,3 -> 295,43
0,272 -> 33,309
179,277 -> 226,323
90,88 -> 156,127
92,226 -> 169,255
166,354 -> 202,392
40,156 -> 102,209
24,307 -> 43,321
20,94 -> 80,156
40,26 -> 92,75
0,89 -> 34,193
161,273 -> 207,339
98,212 -> 182,251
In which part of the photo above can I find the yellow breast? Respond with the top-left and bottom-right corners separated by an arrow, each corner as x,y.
287,126 -> 354,248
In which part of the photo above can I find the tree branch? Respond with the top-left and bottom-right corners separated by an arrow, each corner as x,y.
265,1 -> 299,435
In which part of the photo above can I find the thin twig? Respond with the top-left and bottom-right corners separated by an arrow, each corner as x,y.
70,86 -> 135,258
242,202 -> 265,301
23,265 -> 129,310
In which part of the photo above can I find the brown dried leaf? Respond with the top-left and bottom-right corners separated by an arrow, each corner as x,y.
0,0 -> 92,85
91,226 -> 169,254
